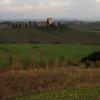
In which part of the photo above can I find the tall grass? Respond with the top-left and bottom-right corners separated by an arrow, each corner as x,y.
0,53 -> 100,71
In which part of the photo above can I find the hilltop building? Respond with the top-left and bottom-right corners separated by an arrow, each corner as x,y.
47,18 -> 53,25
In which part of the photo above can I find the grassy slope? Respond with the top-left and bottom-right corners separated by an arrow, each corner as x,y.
0,25 -> 100,44
71,22 -> 100,32
0,44 -> 100,60
0,44 -> 100,69
16,88 -> 100,100
81,22 -> 100,31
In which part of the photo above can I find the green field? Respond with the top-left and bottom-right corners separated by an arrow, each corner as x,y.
16,88 -> 100,100
0,44 -> 100,68
0,44 -> 100,60
0,25 -> 100,44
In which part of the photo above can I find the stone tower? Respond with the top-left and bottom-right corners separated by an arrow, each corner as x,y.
47,18 -> 53,25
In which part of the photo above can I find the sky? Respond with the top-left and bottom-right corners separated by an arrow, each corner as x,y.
0,0 -> 100,20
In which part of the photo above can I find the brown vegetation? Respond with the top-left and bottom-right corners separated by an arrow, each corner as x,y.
0,68 -> 100,100
1,53 -> 100,71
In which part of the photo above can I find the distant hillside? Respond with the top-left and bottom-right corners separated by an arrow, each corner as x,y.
0,24 -> 100,44
71,22 -> 100,32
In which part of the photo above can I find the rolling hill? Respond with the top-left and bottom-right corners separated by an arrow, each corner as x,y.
0,23 -> 100,44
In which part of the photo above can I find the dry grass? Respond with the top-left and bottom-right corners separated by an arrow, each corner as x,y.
0,68 -> 100,100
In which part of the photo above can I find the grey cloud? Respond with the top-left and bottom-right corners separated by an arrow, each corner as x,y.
0,0 -> 100,20
68,0 -> 100,19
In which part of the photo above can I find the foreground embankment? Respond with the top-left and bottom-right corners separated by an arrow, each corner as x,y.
0,68 -> 100,100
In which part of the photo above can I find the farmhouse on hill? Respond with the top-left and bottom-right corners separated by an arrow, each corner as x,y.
47,18 -> 53,25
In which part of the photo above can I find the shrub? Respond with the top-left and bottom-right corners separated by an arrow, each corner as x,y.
81,51 -> 100,68
81,51 -> 100,62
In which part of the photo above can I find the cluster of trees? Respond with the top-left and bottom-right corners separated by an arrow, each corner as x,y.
0,21 -> 36,29
0,21 -> 69,30
11,22 -> 35,28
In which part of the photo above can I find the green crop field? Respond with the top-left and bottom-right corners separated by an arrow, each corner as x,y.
0,44 -> 100,60
0,25 -> 100,44
16,88 -> 100,100
0,44 -> 100,69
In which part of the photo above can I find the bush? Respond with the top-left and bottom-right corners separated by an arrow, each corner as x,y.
81,51 -> 100,68
81,51 -> 100,62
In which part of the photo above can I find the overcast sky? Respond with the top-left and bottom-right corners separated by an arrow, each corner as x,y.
0,0 -> 100,20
